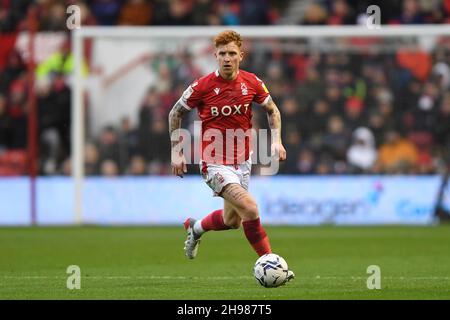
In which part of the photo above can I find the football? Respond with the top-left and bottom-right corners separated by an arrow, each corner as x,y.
254,253 -> 289,288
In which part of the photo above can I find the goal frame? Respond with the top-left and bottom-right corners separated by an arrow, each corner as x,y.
71,24 -> 450,224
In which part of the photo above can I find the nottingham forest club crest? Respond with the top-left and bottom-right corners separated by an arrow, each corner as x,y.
241,83 -> 248,95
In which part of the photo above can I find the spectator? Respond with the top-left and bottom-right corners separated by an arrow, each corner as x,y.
8,78 -> 27,149
432,60 -> 450,90
240,0 -> 269,25
408,131 -> 435,174
60,157 -> 72,176
100,159 -> 120,176
0,2 -> 15,32
148,118 -> 170,163
302,3 -> 328,25
412,81 -> 440,132
295,67 -> 322,107
327,0 -> 355,25
0,50 -> 25,96
296,148 -> 316,174
40,128 -> 60,175
127,155 -> 147,175
396,48 -> 432,82
344,97 -> 366,131
36,38 -> 89,84
279,97 -> 301,140
322,115 -> 350,161
173,51 -> 202,87
263,61 -> 285,103
85,142 -> 100,176
77,2 -> 99,27
191,0 -> 213,25
0,94 -> 11,151
91,0 -> 122,26
164,0 -> 192,25
346,127 -> 378,173
118,0 -> 152,25
397,0 -> 425,24
433,92 -> 450,163
39,2 -> 67,31
218,2 -> 239,25
316,155 -> 334,174
279,129 -> 303,174
118,116 -> 140,165
377,99 -> 399,132
367,111 -> 387,148
375,129 -> 419,174
98,126 -> 122,171
37,72 -> 71,169
324,84 -> 345,111
313,99 -> 333,131
138,87 -> 159,156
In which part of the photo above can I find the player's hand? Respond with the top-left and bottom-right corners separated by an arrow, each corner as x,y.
171,153 -> 187,178
271,142 -> 287,162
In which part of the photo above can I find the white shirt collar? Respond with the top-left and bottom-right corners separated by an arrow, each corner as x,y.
215,69 -> 240,77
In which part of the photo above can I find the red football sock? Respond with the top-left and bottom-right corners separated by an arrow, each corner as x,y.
242,218 -> 272,256
200,209 -> 231,231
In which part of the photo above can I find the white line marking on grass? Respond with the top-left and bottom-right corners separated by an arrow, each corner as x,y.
0,275 -> 254,280
1,276 -> 449,280
315,276 -> 450,280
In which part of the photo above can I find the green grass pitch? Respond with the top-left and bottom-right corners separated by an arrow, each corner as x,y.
0,225 -> 449,299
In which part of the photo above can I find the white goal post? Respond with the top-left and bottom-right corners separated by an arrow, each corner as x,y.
71,24 -> 450,224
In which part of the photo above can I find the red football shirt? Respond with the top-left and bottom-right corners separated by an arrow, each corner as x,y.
178,69 -> 271,164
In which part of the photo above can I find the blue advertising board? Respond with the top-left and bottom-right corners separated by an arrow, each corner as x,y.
0,176 -> 442,225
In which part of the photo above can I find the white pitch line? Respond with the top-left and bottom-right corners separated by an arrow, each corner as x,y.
0,275 -> 253,280
1,276 -> 449,280
315,276 -> 450,280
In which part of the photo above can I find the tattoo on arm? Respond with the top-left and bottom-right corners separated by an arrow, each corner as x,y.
168,101 -> 190,147
262,97 -> 282,143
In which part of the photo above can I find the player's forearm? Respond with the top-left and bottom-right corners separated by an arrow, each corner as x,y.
168,101 -> 188,147
264,98 -> 282,144
267,109 -> 282,143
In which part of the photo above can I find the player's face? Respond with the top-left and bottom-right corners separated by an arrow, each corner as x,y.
215,41 -> 243,80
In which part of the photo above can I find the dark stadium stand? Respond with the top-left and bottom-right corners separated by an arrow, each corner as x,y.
1,0 -> 450,176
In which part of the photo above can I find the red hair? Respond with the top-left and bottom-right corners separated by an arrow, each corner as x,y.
213,30 -> 243,48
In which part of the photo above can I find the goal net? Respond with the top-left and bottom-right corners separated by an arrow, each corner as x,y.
71,25 -> 450,223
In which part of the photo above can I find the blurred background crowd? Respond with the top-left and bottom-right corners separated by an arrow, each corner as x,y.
3,0 -> 450,31
1,0 -> 450,176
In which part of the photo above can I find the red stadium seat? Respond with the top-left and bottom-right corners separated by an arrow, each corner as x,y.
0,150 -> 28,176
407,131 -> 433,150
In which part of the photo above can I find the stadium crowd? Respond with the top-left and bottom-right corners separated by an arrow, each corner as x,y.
2,0 -> 450,32
1,0 -> 450,176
